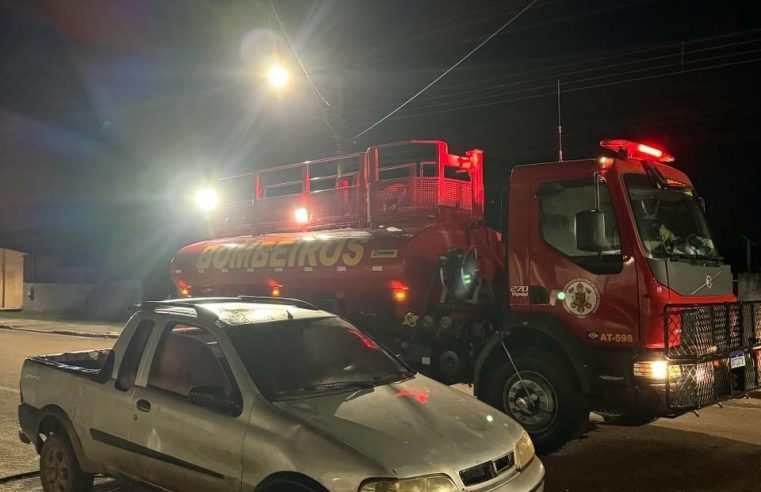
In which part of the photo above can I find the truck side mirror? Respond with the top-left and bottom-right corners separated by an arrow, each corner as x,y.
575,210 -> 609,252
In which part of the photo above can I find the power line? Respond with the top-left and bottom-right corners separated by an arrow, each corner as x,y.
352,38 -> 761,119
352,0 -> 541,141
268,0 -> 344,150
380,55 -> 761,123
346,30 -> 761,116
269,0 -> 331,107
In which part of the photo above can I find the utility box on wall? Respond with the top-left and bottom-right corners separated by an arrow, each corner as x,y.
0,248 -> 25,310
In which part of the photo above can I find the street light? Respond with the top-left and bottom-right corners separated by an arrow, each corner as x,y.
267,64 -> 290,89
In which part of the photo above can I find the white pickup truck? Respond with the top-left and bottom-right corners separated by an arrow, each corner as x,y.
18,297 -> 544,492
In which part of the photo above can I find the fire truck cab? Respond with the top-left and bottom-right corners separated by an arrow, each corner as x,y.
172,139 -> 761,451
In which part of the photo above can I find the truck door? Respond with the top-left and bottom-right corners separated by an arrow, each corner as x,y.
128,321 -> 246,492
530,177 -> 639,347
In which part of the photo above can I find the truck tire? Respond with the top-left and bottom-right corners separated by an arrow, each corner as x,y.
483,347 -> 587,453
39,432 -> 93,492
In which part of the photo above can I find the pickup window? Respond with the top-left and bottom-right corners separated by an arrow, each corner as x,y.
116,319 -> 154,391
148,323 -> 235,399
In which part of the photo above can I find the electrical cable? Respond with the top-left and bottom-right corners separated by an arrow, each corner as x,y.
352,0 -> 541,141
337,35 -> 761,125
387,55 -> 761,122
268,0 -> 331,107
348,34 -> 761,116
268,0 -> 345,151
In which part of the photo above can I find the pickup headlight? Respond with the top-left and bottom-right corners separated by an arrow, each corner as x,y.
360,474 -> 457,492
515,431 -> 535,470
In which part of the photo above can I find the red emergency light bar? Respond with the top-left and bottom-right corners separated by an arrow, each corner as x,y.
600,139 -> 675,163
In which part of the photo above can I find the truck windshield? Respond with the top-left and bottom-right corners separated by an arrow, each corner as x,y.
225,317 -> 412,400
624,174 -> 719,260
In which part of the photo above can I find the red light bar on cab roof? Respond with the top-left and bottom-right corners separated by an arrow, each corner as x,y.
600,139 -> 675,163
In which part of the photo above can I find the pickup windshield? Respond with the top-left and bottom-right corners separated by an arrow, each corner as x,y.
624,174 -> 719,260
225,317 -> 412,400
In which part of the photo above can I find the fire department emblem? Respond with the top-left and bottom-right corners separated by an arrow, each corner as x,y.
561,278 -> 600,318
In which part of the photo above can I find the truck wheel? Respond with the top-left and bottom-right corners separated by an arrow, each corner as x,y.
484,348 -> 586,453
40,433 -> 93,492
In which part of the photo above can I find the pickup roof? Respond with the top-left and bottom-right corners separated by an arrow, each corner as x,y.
18,297 -> 544,492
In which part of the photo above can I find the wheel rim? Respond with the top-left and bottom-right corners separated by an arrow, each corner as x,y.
502,370 -> 558,433
42,444 -> 70,492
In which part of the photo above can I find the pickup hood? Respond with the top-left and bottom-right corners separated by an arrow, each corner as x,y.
274,375 -> 523,477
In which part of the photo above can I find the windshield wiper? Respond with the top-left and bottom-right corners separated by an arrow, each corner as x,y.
375,369 -> 416,384
278,381 -> 377,397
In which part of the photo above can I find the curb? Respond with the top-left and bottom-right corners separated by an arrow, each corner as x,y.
0,324 -> 119,339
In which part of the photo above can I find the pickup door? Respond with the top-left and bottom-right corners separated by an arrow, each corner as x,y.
117,318 -> 247,491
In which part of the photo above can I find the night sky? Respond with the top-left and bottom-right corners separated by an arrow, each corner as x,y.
1,0 -> 760,288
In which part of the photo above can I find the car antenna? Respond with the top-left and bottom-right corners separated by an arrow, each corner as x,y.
286,310 -> 294,320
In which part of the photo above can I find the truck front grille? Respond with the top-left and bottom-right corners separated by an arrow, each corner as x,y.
665,302 -> 761,359
664,301 -> 761,410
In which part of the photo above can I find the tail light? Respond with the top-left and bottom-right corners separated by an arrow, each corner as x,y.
268,279 -> 282,297
177,280 -> 192,298
391,281 -> 408,303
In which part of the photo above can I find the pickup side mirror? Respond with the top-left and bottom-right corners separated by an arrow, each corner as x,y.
189,386 -> 238,414
575,210 -> 609,252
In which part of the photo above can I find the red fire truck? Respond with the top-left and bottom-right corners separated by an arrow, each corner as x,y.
172,139 -> 761,451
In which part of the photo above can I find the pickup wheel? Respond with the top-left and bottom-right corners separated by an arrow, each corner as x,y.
483,347 -> 587,454
40,433 -> 93,492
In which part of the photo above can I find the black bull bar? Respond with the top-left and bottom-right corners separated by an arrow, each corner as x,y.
664,301 -> 761,410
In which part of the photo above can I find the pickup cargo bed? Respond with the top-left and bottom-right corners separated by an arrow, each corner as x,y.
27,349 -> 112,380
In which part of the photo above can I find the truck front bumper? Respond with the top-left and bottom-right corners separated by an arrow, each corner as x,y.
593,301 -> 761,416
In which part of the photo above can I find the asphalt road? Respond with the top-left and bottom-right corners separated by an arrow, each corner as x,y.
1,329 -> 760,491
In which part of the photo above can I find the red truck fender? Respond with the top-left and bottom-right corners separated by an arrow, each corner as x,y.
472,313 -> 597,399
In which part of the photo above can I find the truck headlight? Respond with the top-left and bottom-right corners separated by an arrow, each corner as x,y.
515,431 -> 535,470
359,474 -> 457,492
633,361 -> 681,380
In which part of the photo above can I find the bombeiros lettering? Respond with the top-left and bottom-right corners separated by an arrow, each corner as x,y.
195,238 -> 368,270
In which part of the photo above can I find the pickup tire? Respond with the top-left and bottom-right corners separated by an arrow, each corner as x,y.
39,433 -> 93,492
483,347 -> 587,454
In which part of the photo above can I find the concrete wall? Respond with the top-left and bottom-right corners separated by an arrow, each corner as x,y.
22,281 -> 143,321
738,273 -> 761,301
1,248 -> 25,310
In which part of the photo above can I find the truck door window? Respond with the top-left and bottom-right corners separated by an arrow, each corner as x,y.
539,180 -> 622,274
147,324 -> 236,401
115,319 -> 154,391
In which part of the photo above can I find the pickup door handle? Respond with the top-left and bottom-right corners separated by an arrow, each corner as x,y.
136,399 -> 151,413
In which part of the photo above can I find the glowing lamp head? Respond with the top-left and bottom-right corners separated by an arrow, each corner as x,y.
294,207 -> 309,224
268,279 -> 282,297
600,139 -> 675,163
267,64 -> 290,89
177,280 -> 192,297
194,187 -> 219,212
391,282 -> 409,303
